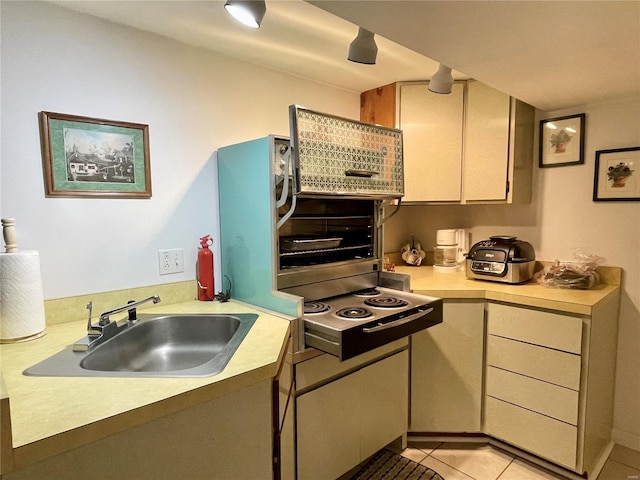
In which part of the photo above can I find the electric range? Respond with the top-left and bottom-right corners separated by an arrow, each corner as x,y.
303,286 -> 443,361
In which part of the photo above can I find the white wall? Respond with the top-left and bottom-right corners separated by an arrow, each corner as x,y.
0,1 -> 359,299
384,97 -> 640,450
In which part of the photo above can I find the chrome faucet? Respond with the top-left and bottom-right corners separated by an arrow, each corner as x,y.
97,295 -> 161,326
73,295 -> 161,352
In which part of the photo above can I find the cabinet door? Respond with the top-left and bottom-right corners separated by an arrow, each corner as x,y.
399,82 -> 464,202
410,301 -> 484,432
360,350 -> 408,459
297,370 -> 361,480
296,351 -> 409,480
463,81 -> 511,201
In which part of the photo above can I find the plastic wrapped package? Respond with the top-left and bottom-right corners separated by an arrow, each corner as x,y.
534,249 -> 605,289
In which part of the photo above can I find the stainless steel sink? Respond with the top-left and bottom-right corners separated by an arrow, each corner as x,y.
24,313 -> 257,378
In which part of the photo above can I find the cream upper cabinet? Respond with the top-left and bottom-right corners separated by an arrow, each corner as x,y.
399,82 -> 464,202
360,80 -> 535,204
463,80 -> 511,201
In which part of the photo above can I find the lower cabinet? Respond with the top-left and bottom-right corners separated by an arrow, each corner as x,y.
484,302 -> 583,469
409,295 -> 619,478
4,380 -> 275,480
483,299 -> 619,476
485,394 -> 579,469
410,300 -> 485,432
296,348 -> 408,480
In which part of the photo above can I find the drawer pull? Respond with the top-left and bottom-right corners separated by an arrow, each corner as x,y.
363,308 -> 434,333
345,169 -> 377,178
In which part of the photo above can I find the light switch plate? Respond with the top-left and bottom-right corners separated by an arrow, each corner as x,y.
158,248 -> 184,275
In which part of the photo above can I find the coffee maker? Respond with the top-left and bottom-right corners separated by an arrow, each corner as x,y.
433,229 -> 468,272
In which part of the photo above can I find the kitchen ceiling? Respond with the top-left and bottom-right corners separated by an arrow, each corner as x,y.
311,0 -> 640,111
49,0 -> 639,112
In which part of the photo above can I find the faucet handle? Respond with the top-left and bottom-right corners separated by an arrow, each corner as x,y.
86,301 -> 93,331
127,300 -> 138,322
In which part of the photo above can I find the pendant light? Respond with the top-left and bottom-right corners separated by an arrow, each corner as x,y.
224,0 -> 266,29
348,27 -> 378,65
428,64 -> 454,94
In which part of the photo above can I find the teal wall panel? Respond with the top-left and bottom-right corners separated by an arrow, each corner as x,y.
218,136 -> 299,318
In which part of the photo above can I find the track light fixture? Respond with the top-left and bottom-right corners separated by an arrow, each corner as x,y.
428,64 -> 454,94
224,0 -> 266,29
348,27 -> 378,65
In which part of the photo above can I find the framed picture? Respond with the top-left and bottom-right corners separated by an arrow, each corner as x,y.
593,146 -> 640,202
39,111 -> 151,198
539,113 -> 585,168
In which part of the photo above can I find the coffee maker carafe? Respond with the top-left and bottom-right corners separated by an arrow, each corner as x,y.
434,229 -> 468,272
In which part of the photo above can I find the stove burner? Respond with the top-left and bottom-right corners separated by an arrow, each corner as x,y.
353,288 -> 381,297
304,301 -> 330,315
364,296 -> 409,308
335,307 -> 373,319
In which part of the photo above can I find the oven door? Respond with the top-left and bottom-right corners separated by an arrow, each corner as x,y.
304,299 -> 443,361
289,105 -> 404,198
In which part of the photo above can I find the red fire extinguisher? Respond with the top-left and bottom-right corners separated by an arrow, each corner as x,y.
197,235 -> 215,301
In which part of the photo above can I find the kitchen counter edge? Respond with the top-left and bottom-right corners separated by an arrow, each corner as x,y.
0,300 -> 291,474
393,265 -> 621,315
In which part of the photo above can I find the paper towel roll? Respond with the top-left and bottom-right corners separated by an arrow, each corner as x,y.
1,251 -> 46,342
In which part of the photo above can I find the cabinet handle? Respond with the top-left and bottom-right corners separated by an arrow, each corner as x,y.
363,308 -> 434,333
345,169 -> 377,178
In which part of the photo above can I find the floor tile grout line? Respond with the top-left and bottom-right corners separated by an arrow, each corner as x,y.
422,451 -> 480,480
425,441 -> 519,480
495,457 -> 516,480
409,441 -> 640,480
609,457 -> 640,472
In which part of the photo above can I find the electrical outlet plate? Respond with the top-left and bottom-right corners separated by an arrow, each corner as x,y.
158,248 -> 184,275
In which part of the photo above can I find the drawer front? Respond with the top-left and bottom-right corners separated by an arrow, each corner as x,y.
488,303 -> 583,354
296,339 -> 407,391
486,366 -> 579,425
485,396 -> 577,470
487,335 -> 581,390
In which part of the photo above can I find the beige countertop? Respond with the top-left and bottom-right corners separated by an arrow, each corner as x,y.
393,265 -> 621,315
0,300 -> 291,472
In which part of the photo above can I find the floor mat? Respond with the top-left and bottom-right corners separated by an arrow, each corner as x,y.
350,449 -> 444,480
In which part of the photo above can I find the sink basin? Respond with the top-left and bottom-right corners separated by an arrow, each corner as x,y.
24,313 -> 257,378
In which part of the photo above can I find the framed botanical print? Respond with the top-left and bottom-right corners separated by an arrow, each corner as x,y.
593,146 -> 640,201
539,113 -> 585,168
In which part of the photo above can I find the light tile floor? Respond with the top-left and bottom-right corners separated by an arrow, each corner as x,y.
399,441 -> 640,480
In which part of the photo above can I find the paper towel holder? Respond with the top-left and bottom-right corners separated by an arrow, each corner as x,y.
2,218 -> 18,253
